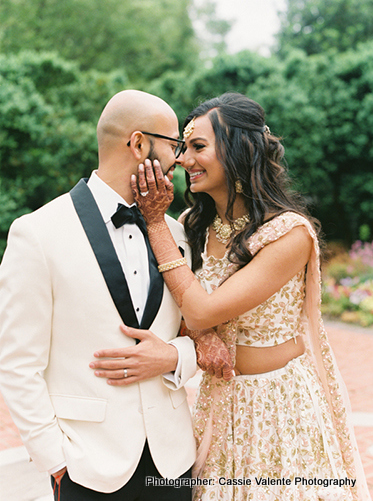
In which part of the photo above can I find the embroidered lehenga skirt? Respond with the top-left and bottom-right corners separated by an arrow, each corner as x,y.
192,353 -> 354,501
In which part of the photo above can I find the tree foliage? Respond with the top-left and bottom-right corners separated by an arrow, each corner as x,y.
0,0 -> 200,82
248,45 -> 373,242
277,0 -> 373,56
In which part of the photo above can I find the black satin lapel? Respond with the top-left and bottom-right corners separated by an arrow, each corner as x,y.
140,239 -> 164,330
70,179 -> 139,329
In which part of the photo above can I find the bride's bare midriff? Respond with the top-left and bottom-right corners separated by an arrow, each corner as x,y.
234,336 -> 305,375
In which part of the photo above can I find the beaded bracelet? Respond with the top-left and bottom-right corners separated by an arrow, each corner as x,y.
158,258 -> 187,273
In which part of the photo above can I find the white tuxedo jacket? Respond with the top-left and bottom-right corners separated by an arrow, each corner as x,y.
0,180 -> 197,493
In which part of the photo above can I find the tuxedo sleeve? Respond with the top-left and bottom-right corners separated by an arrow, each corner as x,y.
0,216 -> 66,472
163,336 -> 196,390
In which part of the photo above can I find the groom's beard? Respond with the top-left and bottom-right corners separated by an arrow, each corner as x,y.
148,140 -> 175,178
148,141 -> 157,163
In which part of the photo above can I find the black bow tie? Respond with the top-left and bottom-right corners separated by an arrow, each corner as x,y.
111,204 -> 147,235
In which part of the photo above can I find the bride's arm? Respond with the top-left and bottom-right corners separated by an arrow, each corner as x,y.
133,160 -> 312,330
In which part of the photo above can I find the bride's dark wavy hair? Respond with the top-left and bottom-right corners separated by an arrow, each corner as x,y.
183,93 -> 319,272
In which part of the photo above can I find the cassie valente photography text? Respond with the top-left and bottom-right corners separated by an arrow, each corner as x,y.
145,476 -> 357,489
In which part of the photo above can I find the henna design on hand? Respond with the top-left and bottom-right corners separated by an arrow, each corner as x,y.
131,160 -> 173,225
146,219 -> 196,308
195,332 -> 234,381
132,161 -> 197,311
180,321 -> 234,381
164,269 -> 196,308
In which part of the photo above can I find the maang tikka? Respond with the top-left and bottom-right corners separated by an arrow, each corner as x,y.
183,117 -> 195,139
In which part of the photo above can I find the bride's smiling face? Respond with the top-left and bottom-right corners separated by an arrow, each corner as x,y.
177,114 -> 228,198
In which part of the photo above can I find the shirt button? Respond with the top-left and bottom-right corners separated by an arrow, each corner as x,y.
129,235 -> 132,239
134,270 -> 137,275
136,308 -> 140,312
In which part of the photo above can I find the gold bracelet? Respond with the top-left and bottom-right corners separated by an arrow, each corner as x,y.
158,258 -> 187,273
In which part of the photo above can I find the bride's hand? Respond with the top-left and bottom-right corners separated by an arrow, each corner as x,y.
131,158 -> 174,225
194,331 -> 234,381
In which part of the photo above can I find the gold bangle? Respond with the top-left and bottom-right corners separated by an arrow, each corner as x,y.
158,258 -> 187,273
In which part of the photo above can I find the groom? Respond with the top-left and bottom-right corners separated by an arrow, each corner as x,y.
0,90 -> 197,500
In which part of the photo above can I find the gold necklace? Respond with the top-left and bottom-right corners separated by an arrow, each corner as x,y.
212,214 -> 250,244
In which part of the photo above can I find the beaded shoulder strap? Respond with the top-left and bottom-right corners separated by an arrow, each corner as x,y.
247,211 -> 318,257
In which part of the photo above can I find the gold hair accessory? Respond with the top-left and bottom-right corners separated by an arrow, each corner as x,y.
158,258 -> 187,273
235,180 -> 243,194
212,214 -> 250,244
183,117 -> 196,139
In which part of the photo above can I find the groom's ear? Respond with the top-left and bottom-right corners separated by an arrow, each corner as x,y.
127,131 -> 145,160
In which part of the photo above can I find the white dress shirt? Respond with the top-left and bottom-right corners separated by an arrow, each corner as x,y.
87,171 -> 150,322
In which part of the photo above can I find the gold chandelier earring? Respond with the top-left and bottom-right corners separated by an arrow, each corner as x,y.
235,180 -> 243,194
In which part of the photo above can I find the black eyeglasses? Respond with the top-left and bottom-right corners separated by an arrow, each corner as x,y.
127,131 -> 186,158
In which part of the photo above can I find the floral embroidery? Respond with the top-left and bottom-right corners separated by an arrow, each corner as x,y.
236,270 -> 306,347
193,356 -> 353,500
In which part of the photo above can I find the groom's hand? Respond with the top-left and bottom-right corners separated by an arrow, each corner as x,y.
89,324 -> 178,385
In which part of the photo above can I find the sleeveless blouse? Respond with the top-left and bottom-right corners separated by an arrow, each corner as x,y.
196,231 -> 306,347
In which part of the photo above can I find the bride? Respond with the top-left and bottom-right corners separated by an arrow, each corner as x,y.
132,93 -> 369,501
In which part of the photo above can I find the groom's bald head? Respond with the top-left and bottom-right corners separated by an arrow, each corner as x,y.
97,90 -> 178,155
95,90 -> 179,202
